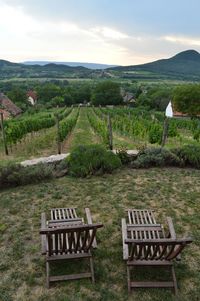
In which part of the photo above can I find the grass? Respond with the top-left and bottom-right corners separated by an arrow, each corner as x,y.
0,109 -> 77,164
63,107 -> 101,152
0,167 -> 199,301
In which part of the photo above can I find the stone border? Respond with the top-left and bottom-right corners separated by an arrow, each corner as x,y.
21,150 -> 139,167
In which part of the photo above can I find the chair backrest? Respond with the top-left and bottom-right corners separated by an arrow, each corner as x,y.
125,238 -> 192,261
40,223 -> 103,256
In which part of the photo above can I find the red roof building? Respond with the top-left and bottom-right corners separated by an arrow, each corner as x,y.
27,90 -> 37,105
0,93 -> 22,117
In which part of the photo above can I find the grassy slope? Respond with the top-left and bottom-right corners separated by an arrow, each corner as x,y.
62,107 -> 101,152
0,168 -> 199,301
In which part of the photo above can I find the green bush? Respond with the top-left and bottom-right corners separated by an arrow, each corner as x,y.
172,145 -> 200,168
148,124 -> 162,144
116,148 -> 131,164
132,147 -> 182,168
193,129 -> 200,141
168,123 -> 178,137
0,163 -> 53,188
67,144 -> 122,177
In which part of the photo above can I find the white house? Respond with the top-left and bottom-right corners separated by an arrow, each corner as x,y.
27,91 -> 37,106
165,101 -> 189,118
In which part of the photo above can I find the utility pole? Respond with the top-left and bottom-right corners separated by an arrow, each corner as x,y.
161,117 -> 169,148
55,114 -> 61,154
0,112 -> 9,155
107,114 -> 113,150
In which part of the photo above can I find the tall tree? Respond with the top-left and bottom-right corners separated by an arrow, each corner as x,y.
173,84 -> 200,116
92,81 -> 123,106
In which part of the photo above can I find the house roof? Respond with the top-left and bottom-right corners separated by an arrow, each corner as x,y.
166,100 -> 200,118
27,90 -> 37,100
0,108 -> 10,120
172,107 -> 188,117
0,93 -> 22,116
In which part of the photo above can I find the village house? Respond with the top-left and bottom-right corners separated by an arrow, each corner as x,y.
27,90 -> 37,106
120,89 -> 136,105
166,100 -> 194,118
0,92 -> 22,119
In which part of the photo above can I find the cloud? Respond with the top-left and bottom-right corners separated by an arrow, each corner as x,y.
162,35 -> 200,47
0,1 -> 200,65
91,27 -> 129,40
0,3 -> 132,63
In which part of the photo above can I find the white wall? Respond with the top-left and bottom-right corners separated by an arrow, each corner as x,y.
165,101 -> 173,118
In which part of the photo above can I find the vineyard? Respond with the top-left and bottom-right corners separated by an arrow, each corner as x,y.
0,106 -> 199,162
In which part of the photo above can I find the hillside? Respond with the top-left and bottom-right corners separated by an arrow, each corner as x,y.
1,50 -> 200,80
0,60 -> 91,79
110,50 -> 200,80
23,61 -> 118,69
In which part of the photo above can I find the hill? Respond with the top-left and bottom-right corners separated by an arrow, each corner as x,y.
23,61 -> 118,70
1,50 -> 200,80
110,50 -> 200,80
0,60 -> 91,79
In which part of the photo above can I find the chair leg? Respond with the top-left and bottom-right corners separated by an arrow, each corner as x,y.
46,261 -> 50,289
171,266 -> 178,295
127,266 -> 131,293
89,257 -> 95,283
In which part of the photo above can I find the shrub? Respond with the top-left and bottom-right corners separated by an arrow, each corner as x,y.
0,163 -> 53,188
67,144 -> 122,177
132,147 -> 182,168
116,148 -> 131,164
171,144 -> 200,168
148,124 -> 162,144
116,148 -> 138,165
193,129 -> 200,141
168,123 -> 178,137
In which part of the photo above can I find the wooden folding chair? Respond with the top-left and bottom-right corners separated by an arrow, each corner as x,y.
122,209 -> 192,294
40,208 -> 103,288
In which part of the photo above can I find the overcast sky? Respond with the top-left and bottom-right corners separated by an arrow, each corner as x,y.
0,0 -> 200,65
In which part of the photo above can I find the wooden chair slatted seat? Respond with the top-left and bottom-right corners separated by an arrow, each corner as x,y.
122,209 -> 192,295
40,208 -> 103,288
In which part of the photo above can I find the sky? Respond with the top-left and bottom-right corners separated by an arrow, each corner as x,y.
0,0 -> 200,65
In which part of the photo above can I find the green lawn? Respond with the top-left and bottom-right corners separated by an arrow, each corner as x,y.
0,167 -> 199,301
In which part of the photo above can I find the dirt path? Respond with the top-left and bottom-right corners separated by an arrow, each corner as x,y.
62,107 -> 101,152
113,132 -> 146,150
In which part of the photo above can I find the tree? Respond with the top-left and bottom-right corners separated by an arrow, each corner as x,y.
63,92 -> 73,106
7,88 -> 27,104
36,83 -> 62,103
136,86 -> 171,111
173,84 -> 200,116
50,96 -> 65,107
92,81 -> 123,106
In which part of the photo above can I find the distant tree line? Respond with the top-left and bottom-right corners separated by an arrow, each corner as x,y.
0,80 -> 123,109
1,79 -> 199,115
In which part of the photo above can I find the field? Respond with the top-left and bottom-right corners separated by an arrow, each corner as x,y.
0,106 -> 199,164
0,167 -> 200,301
1,105 -> 200,300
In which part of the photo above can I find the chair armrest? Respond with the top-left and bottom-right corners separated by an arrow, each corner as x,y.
41,212 -> 47,255
166,217 -> 176,239
166,217 -> 181,261
85,208 -> 97,248
122,218 -> 129,260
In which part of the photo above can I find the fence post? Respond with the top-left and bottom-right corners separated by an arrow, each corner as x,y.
107,114 -> 113,150
55,114 -> 61,154
0,112 -> 9,155
161,117 -> 169,148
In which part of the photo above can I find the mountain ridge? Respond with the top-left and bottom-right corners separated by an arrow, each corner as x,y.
109,50 -> 200,80
23,61 -> 118,70
0,50 -> 200,80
